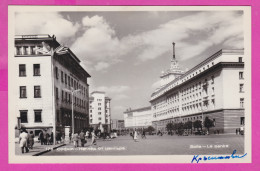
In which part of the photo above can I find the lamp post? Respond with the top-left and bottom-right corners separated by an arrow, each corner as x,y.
64,87 -> 81,134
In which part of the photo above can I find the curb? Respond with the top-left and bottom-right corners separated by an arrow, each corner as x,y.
33,144 -> 66,156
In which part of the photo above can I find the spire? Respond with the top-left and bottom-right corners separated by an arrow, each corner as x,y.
172,42 -> 175,60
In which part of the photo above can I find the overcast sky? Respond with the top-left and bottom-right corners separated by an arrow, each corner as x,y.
15,10 -> 244,119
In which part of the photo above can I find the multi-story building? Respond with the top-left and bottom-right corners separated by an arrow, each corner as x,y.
89,91 -> 111,132
10,34 -> 91,137
123,107 -> 152,129
151,43 -> 245,134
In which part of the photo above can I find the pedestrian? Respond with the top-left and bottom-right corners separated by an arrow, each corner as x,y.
79,130 -> 86,147
28,131 -> 35,149
56,131 -> 61,144
141,130 -> 146,139
85,130 -> 89,139
72,132 -> 79,148
133,129 -> 138,142
38,131 -> 43,145
42,129 -> 47,145
69,131 -> 72,143
91,130 -> 97,145
46,132 -> 50,145
50,132 -> 54,145
19,129 -> 29,153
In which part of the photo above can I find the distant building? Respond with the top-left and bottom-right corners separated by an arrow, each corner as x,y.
11,34 -> 91,137
111,119 -> 125,130
89,91 -> 111,132
151,43 -> 245,134
123,107 -> 152,129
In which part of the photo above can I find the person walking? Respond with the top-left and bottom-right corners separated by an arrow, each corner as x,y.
28,131 -> 35,149
50,132 -> 54,145
72,132 -> 79,148
90,130 -> 97,145
39,131 -> 43,145
141,130 -> 146,139
133,129 -> 138,142
42,129 -> 47,145
79,130 -> 86,147
19,129 -> 29,153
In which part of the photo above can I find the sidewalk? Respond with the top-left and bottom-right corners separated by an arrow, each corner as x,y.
15,142 -> 65,156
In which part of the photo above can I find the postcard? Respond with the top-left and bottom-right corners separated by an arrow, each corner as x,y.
7,5 -> 251,164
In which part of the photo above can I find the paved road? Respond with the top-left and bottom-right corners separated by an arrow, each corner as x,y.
42,134 -> 244,156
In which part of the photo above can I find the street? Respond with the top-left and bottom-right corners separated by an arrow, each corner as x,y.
42,134 -> 244,156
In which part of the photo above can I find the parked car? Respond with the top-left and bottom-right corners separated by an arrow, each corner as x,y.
195,130 -> 206,135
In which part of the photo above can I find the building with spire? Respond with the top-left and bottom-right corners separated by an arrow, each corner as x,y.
150,43 -> 245,134
159,43 -> 185,88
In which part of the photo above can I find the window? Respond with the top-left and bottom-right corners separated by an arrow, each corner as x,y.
34,110 -> 42,122
90,110 -> 92,113
90,119 -> 92,123
98,103 -> 101,106
55,67 -> 59,79
61,71 -> 64,83
239,57 -> 243,63
239,84 -> 244,93
240,117 -> 245,125
20,86 -> 27,98
240,98 -> 244,108
31,46 -> 36,55
20,110 -> 28,123
65,92 -> 67,102
16,46 -> 22,55
211,76 -> 214,84
98,112 -> 101,115
239,72 -> 244,79
33,64 -> 40,76
211,99 -> 215,109
34,86 -> 41,98
62,90 -> 64,101
98,117 -> 102,120
69,94 -> 71,103
68,76 -> 70,86
24,46 -> 29,55
56,87 -> 59,99
19,64 -> 26,76
98,107 -> 101,110
65,74 -> 67,84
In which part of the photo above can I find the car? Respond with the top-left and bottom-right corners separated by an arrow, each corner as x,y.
195,130 -> 206,135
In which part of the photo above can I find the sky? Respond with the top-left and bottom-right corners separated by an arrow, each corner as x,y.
15,10 -> 244,119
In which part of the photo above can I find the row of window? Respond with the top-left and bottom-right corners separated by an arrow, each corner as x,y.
55,67 -> 88,97
20,86 -> 41,98
56,88 -> 87,108
19,110 -> 42,123
15,46 -> 43,56
19,64 -> 40,77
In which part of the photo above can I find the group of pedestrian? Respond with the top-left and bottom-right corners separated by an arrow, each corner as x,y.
38,129 -> 55,145
19,129 -> 35,153
72,129 -> 97,148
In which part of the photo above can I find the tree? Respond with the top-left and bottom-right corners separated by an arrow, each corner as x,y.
193,120 -> 202,130
177,122 -> 184,135
166,123 -> 174,132
147,126 -> 155,133
204,117 -> 214,132
184,121 -> 193,134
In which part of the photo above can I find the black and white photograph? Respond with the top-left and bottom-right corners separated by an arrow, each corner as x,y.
8,6 -> 251,163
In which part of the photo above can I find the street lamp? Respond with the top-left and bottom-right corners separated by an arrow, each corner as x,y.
64,87 -> 81,134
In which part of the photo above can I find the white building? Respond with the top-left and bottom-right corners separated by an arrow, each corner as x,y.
124,107 -> 152,129
10,34 -> 91,137
151,43 -> 245,134
89,91 -> 111,132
